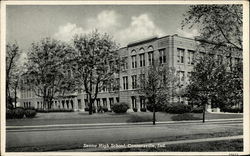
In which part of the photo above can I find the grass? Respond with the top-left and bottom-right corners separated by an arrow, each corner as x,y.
6,129 -> 243,152
6,111 -> 243,126
171,113 -> 202,121
126,113 -> 152,122
103,139 -> 243,152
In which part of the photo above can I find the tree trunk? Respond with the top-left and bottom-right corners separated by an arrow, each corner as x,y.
14,87 -> 17,108
202,102 -> 206,123
88,95 -> 92,115
153,106 -> 156,125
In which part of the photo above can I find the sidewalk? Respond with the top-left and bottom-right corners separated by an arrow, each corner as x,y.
7,118 -> 243,129
62,135 -> 243,152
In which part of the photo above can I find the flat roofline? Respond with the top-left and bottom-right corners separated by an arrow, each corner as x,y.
121,34 -> 196,49
127,36 -> 158,47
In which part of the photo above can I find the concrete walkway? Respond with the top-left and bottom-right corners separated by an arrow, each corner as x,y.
62,135 -> 243,152
7,118 -> 243,129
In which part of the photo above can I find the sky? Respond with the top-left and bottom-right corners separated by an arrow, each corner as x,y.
6,5 -> 199,54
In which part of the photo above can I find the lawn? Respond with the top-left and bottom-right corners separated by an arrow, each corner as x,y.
6,111 -> 243,126
6,130 -> 243,152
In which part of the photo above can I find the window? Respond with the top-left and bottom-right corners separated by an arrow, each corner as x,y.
131,55 -> 137,68
187,50 -> 194,65
116,97 -> 119,103
159,49 -> 166,64
78,99 -> 82,109
131,96 -> 137,108
187,72 -> 192,82
148,52 -> 154,66
139,54 -> 145,67
132,75 -> 137,89
96,99 -> 100,107
122,57 -> 128,70
102,98 -> 107,107
226,56 -> 232,66
109,98 -> 114,107
123,76 -> 128,90
109,61 -> 115,71
140,96 -> 146,108
178,71 -> 185,83
177,48 -> 185,63
84,99 -> 88,108
140,74 -> 145,81
199,52 -> 205,59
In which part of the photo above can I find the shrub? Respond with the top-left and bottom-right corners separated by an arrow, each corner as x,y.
140,108 -> 147,112
111,102 -> 129,113
133,108 -> 138,112
191,107 -> 203,113
221,107 -> 243,113
25,109 -> 37,118
7,103 -> 14,109
165,102 -> 191,114
97,106 -> 103,113
6,109 -> 14,119
171,113 -> 201,121
127,114 -> 152,122
146,102 -> 166,112
102,106 -> 108,112
13,107 -> 25,119
27,106 -> 36,110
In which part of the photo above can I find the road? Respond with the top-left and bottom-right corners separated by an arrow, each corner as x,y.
6,118 -> 243,151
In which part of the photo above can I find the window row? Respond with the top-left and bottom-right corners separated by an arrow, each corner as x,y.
123,75 -> 138,90
177,48 -> 195,65
131,96 -> 146,109
122,49 -> 167,70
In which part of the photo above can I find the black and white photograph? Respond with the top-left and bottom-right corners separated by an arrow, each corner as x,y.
1,0 -> 249,155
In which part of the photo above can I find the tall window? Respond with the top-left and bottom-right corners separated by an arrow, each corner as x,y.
132,75 -> 137,89
131,96 -> 137,108
102,98 -> 107,107
187,50 -> 194,65
140,96 -> 146,108
122,57 -> 128,70
131,55 -> 137,68
187,72 -> 192,82
148,52 -> 154,66
78,99 -> 82,109
139,54 -> 145,67
178,71 -> 185,83
123,76 -> 128,90
177,48 -> 185,63
159,49 -> 166,64
109,98 -> 114,107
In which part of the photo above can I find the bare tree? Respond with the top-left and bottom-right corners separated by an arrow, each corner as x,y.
139,62 -> 177,125
24,38 -> 75,110
6,42 -> 21,108
72,30 -> 120,115
182,5 -> 242,52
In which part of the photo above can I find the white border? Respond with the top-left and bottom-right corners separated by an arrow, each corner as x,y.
1,1 -> 249,156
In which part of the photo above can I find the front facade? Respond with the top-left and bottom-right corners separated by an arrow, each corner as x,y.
19,34 -> 242,112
